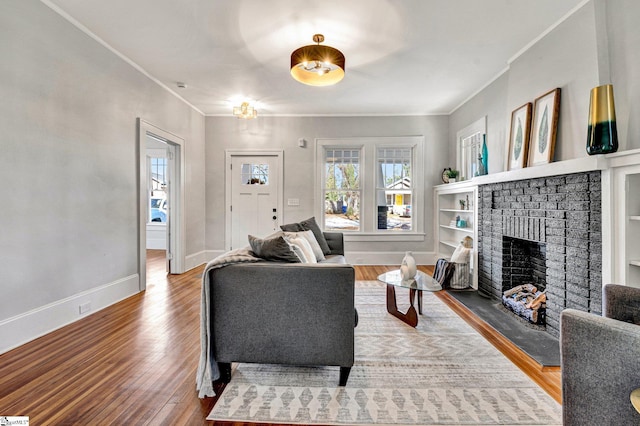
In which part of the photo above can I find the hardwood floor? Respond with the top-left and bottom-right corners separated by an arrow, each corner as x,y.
0,254 -> 560,425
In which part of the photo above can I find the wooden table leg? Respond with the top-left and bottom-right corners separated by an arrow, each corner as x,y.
386,284 -> 419,327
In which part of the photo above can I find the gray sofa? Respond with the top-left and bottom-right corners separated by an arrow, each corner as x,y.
208,232 -> 356,386
560,284 -> 640,425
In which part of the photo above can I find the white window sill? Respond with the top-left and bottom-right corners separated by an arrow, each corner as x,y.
342,232 -> 425,242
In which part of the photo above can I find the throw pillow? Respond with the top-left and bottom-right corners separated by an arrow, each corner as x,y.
289,235 -> 317,263
300,229 -> 325,261
284,230 -> 325,262
288,242 -> 309,263
450,244 -> 471,264
280,216 -> 331,255
248,234 -> 301,263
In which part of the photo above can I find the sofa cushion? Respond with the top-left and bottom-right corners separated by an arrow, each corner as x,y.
248,234 -> 301,263
281,217 -> 331,255
322,254 -> 347,264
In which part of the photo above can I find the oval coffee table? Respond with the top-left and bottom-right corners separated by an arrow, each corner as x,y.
377,269 -> 442,327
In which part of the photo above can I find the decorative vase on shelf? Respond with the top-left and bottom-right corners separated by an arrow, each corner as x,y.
586,84 -> 618,155
481,134 -> 488,174
477,154 -> 485,176
400,251 -> 417,281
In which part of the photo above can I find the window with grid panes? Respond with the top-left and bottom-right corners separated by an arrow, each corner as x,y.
317,137 -> 424,238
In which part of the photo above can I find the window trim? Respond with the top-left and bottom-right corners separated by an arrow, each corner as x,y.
315,136 -> 425,241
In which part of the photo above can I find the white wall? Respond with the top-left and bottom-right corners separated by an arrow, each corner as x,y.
449,0 -> 640,168
205,115 -> 449,262
0,0 -> 205,353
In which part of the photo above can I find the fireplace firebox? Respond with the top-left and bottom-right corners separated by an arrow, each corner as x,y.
500,237 -> 547,325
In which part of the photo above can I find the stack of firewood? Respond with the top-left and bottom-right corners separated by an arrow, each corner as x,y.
503,284 -> 547,310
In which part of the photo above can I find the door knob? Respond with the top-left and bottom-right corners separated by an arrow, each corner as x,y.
272,216 -> 277,220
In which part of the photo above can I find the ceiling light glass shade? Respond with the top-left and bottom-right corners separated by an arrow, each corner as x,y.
233,102 -> 257,119
290,34 -> 345,86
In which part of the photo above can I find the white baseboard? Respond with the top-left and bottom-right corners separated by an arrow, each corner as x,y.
185,250 -> 209,271
0,274 -> 140,355
203,250 -> 226,265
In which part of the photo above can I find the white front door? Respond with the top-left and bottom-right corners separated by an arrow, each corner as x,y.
229,154 -> 282,250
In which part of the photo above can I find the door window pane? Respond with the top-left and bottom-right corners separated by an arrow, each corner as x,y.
241,163 -> 269,185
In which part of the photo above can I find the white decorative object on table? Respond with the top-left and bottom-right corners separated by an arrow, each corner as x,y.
400,251 -> 417,280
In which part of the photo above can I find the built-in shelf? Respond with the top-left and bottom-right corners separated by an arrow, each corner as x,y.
435,184 -> 478,288
630,260 -> 640,267
440,240 -> 461,249
440,224 -> 473,233
630,216 -> 640,221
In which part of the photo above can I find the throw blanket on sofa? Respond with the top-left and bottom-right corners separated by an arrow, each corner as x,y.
196,247 -> 261,398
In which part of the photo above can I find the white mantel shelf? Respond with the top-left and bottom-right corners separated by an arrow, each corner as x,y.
436,148 -> 640,189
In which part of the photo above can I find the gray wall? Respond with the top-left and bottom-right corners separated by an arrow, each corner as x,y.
449,0 -> 640,169
0,1 -> 205,321
607,0 -> 640,151
205,115 -> 449,255
448,74 -> 509,175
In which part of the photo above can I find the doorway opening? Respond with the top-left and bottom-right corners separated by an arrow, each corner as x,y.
138,119 -> 185,291
146,137 -> 169,252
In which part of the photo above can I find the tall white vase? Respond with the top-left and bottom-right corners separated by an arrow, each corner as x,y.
400,251 -> 417,280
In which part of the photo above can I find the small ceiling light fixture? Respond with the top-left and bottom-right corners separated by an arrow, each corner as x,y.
233,102 -> 258,119
290,34 -> 345,86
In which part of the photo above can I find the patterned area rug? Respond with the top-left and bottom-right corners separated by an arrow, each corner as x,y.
207,281 -> 562,425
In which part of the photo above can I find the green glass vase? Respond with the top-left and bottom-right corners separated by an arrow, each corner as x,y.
586,84 -> 618,155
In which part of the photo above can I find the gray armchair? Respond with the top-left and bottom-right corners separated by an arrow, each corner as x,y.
561,284 -> 640,425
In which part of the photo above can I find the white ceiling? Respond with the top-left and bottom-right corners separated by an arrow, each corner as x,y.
45,0 -> 586,116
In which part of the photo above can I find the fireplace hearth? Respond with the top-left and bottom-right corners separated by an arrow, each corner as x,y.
477,171 -> 602,338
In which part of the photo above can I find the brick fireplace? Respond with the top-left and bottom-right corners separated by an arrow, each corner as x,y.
477,171 -> 602,337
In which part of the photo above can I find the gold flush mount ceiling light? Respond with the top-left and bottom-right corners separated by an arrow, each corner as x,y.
233,102 -> 257,119
290,34 -> 345,86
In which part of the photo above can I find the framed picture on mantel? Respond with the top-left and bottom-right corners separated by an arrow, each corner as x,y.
528,88 -> 561,167
507,102 -> 532,170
